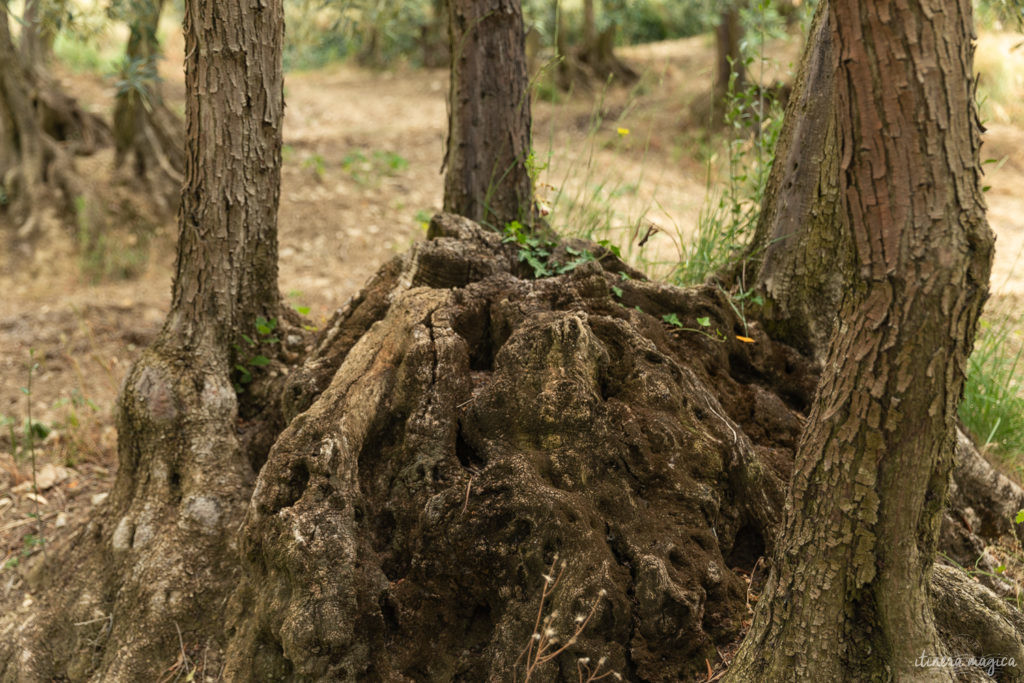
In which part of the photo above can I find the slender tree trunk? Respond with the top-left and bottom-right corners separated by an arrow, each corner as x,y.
583,0 -> 596,48
421,0 -> 449,67
715,4 -> 746,106
726,2 -> 850,357
0,0 -> 287,676
19,0 -> 62,68
164,0 -> 283,354
0,10 -> 46,220
573,0 -> 637,87
112,0 -> 185,212
444,0 -> 535,230
726,0 -> 993,679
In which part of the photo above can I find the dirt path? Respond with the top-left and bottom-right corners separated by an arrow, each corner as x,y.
3,32 -> 1023,569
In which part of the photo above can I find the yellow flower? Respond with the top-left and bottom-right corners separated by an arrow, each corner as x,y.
616,127 -> 630,137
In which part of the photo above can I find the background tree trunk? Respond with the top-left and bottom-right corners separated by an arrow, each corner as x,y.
19,0 -> 64,68
0,10 -> 48,229
443,0 -> 535,230
714,4 -> 746,109
0,4 -> 109,245
557,0 -> 637,90
111,0 -> 185,214
421,0 -> 449,68
726,0 -> 994,679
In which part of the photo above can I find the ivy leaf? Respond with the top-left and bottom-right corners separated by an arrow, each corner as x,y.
662,313 -> 683,328
696,316 -> 711,327
1015,510 -> 1024,525
241,334 -> 256,347
611,285 -> 623,298
255,317 -> 277,336
234,365 -> 253,384
597,239 -> 622,259
248,355 -> 271,367
294,305 -> 311,316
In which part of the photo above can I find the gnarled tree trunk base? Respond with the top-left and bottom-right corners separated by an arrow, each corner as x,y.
1,216 -> 1020,681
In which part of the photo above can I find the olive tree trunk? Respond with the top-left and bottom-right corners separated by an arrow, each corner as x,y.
555,0 -> 637,91
714,3 -> 746,106
725,0 -> 995,679
0,0 -> 288,678
443,0 -> 535,230
726,1 -> 850,357
0,4 -> 109,245
112,0 -> 185,213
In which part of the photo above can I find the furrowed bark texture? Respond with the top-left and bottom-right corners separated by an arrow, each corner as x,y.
726,0 -> 994,680
735,1 -> 852,358
0,0 -> 288,679
167,0 -> 284,353
443,0 -> 535,230
3,213 -> 1017,680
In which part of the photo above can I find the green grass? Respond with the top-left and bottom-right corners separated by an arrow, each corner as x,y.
960,312 -> 1024,463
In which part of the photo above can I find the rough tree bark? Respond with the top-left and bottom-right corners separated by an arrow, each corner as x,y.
111,0 -> 185,213
443,0 -> 535,230
724,1 -> 850,357
725,0 -> 996,680
2,0 -> 1021,679
0,0 -> 289,678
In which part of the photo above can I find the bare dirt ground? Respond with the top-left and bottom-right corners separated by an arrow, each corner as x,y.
3,31 -> 1023,577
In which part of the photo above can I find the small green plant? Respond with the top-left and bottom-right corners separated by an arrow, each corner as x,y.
2,414 -> 51,461
287,291 -> 317,330
501,221 -> 616,279
303,154 -> 327,181
414,209 -> 433,231
51,389 -> 100,466
959,313 -> 1024,459
2,534 -> 46,571
503,220 -> 556,278
113,55 -> 160,103
661,312 -> 725,342
232,316 -> 280,391
341,149 -> 409,185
